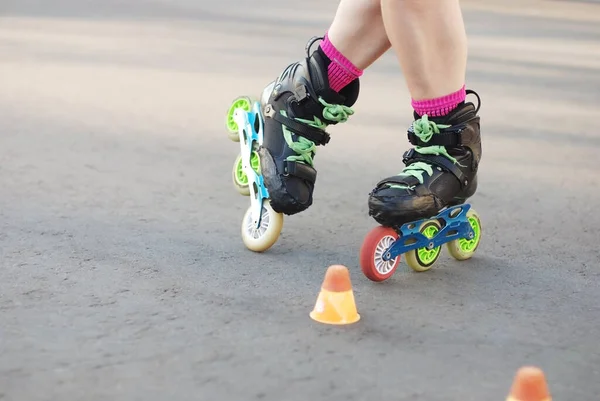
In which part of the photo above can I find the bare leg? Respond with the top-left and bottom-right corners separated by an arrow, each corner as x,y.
368,0 -> 483,227
380,0 -> 467,100
327,0 -> 391,70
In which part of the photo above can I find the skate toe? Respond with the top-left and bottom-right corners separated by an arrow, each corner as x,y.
368,187 -> 439,227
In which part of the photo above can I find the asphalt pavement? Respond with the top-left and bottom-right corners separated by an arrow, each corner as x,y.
1,0 -> 599,400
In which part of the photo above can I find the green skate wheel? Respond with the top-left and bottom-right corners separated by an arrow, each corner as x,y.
241,200 -> 284,252
225,96 -> 253,142
405,220 -> 442,272
446,208 -> 482,260
231,152 -> 261,196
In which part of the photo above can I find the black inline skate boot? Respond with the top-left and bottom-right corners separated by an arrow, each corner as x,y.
257,37 -> 359,215
368,90 -> 482,227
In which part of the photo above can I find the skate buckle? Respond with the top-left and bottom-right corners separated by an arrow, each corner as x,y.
264,104 -> 274,118
402,148 -> 415,164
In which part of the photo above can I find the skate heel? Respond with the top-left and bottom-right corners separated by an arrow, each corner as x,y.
226,97 -> 284,252
359,204 -> 482,282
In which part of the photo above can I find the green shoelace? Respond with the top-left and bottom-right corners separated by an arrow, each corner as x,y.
280,97 -> 354,166
389,115 -> 459,190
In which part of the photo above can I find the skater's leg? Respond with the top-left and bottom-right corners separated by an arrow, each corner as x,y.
368,0 -> 483,227
327,0 -> 391,71
257,0 -> 390,215
380,0 -> 467,101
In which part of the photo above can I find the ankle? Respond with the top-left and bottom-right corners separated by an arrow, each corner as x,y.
318,33 -> 363,93
411,85 -> 466,118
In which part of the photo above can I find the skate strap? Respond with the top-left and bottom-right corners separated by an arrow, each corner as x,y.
284,160 -> 317,183
272,112 -> 331,145
407,125 -> 465,147
402,149 -> 470,188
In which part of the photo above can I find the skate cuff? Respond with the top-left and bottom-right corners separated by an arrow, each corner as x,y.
271,112 -> 331,145
407,124 -> 465,147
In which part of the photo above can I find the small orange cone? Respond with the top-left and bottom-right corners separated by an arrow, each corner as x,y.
506,366 -> 552,401
310,265 -> 360,325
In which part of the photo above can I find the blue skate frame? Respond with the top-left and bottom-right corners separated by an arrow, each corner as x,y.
233,101 -> 270,229
381,204 -> 476,262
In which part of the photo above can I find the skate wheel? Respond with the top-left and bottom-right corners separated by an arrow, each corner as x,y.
446,208 -> 482,260
241,200 -> 283,252
226,96 -> 253,142
231,152 -> 261,196
359,226 -> 401,282
405,220 -> 442,272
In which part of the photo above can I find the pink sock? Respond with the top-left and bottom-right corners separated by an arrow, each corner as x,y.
319,34 -> 363,92
412,85 -> 466,117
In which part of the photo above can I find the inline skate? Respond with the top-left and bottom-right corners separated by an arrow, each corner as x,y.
225,37 -> 359,252
360,90 -> 484,281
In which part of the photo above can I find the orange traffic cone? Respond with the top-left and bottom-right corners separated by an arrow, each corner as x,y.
506,366 -> 552,401
310,264 -> 360,325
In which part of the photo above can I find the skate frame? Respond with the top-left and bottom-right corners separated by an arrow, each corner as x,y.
233,102 -> 269,229
382,204 -> 476,262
